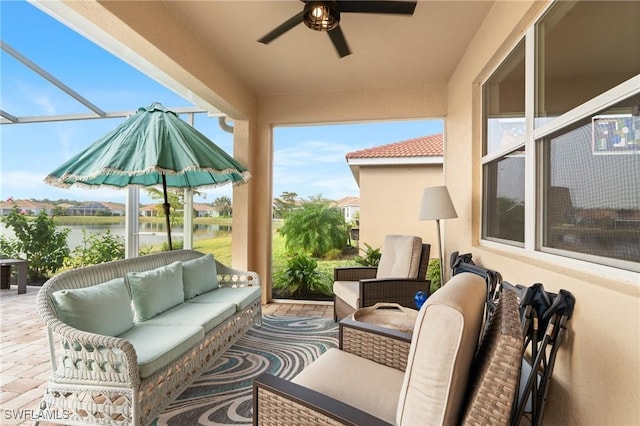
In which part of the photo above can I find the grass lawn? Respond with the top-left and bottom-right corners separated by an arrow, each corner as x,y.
194,225 -> 359,277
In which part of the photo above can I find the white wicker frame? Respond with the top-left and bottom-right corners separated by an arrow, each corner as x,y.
35,249 -> 261,426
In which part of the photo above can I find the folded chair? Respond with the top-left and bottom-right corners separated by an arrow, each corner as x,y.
253,272 -> 523,425
333,235 -> 431,321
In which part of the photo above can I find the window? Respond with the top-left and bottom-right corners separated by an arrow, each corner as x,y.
483,148 -> 525,244
482,0 -> 640,270
482,41 -> 525,245
535,1 -> 640,128
484,41 -> 525,157
541,95 -> 640,265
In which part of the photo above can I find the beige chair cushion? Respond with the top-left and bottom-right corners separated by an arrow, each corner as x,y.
377,235 -> 422,279
292,348 -> 405,424
332,280 -> 359,309
396,272 -> 487,426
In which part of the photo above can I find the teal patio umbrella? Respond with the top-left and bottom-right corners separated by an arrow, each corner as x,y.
45,102 -> 250,250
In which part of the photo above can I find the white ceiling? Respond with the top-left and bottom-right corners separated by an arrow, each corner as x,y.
162,1 -> 494,96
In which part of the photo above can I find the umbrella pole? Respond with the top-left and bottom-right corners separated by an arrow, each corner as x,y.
162,174 -> 173,251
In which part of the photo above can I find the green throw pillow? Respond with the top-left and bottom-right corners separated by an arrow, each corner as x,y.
126,261 -> 185,321
52,278 -> 133,336
182,254 -> 219,300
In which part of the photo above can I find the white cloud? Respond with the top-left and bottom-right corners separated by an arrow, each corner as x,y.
275,140 -> 352,167
34,95 -> 57,116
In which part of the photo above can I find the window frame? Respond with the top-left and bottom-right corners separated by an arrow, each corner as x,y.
480,1 -> 640,276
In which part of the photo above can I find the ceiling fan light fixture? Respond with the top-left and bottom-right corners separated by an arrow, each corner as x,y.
303,1 -> 340,32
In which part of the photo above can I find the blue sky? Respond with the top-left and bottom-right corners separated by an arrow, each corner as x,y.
0,1 -> 442,205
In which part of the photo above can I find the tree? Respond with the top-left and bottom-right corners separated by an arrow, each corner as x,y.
273,191 -> 299,219
144,188 -> 206,224
278,197 -> 347,257
213,196 -> 232,217
0,202 -> 70,280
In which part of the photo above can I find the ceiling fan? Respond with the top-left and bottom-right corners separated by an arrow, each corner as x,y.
258,1 -> 417,58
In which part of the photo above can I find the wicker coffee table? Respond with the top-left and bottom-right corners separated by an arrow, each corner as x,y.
352,303 -> 418,334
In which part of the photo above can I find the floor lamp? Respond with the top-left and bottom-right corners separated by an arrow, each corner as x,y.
419,186 -> 458,285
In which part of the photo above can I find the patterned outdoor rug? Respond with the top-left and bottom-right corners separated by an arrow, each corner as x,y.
154,315 -> 338,426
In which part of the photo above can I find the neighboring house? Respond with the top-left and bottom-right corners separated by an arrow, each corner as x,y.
346,134 -> 444,257
56,203 -> 75,213
193,203 -> 220,218
100,202 -> 125,216
0,199 -> 54,216
65,202 -> 112,216
139,204 -> 159,217
333,196 -> 359,224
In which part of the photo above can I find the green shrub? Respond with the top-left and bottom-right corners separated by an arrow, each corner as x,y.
160,239 -> 184,252
273,253 -> 333,298
278,201 -> 346,258
427,258 -> 442,294
353,243 -> 381,266
0,202 -> 70,280
64,229 -> 125,268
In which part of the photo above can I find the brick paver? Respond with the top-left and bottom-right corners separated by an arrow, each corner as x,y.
1,285 -> 333,425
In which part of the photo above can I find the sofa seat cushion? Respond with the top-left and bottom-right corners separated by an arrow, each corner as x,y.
118,324 -> 204,379
141,301 -> 236,333
332,281 -> 359,309
292,348 -> 404,424
377,235 -> 422,279
187,286 -> 261,311
126,261 -> 185,321
182,254 -> 219,300
52,277 -> 133,337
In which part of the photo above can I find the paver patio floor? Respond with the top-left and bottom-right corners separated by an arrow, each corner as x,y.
0,284 -> 333,426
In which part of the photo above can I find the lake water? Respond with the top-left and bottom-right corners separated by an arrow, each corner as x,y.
0,221 -> 230,250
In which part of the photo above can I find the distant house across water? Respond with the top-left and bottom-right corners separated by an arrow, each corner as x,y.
0,199 -> 54,216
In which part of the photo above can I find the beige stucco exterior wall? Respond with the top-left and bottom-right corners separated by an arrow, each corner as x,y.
358,164 -> 443,257
446,1 -> 640,425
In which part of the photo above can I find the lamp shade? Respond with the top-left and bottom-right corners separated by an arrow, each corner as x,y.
419,186 -> 458,221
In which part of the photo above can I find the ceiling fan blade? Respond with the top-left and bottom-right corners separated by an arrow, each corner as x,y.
258,11 -> 305,44
328,26 -> 351,58
339,1 -> 417,15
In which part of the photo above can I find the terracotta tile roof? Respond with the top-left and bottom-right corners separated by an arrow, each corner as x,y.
334,196 -> 360,207
346,134 -> 443,159
0,199 -> 54,210
99,202 -> 125,210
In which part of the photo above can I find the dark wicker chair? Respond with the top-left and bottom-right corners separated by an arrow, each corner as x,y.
253,275 -> 523,426
333,240 -> 431,321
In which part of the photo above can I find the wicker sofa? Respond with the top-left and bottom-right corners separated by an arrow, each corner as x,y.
254,272 -> 523,425
35,249 -> 261,426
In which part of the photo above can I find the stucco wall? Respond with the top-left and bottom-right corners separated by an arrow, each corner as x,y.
358,164 -> 443,257
446,1 -> 640,425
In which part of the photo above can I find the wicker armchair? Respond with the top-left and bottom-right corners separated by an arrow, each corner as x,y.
333,235 -> 431,321
254,272 -> 523,425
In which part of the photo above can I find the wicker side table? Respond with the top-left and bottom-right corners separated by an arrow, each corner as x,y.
338,303 -> 417,371
352,303 -> 418,334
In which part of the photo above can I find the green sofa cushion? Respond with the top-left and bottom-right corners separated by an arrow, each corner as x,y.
142,301 -> 236,333
126,261 -> 184,321
182,253 -> 219,300
187,286 -> 261,311
118,324 -> 204,379
52,278 -> 133,336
